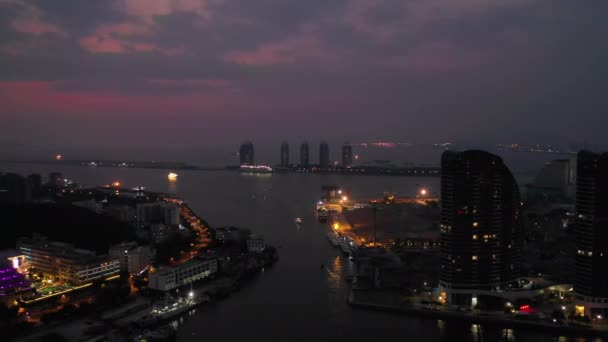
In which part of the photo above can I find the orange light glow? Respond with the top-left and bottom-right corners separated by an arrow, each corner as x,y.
112,181 -> 121,187
55,154 -> 62,161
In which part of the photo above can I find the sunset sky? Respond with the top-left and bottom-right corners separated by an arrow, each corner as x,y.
1,0 -> 607,161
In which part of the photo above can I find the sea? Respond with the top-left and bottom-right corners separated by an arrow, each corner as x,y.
0,151 -> 598,342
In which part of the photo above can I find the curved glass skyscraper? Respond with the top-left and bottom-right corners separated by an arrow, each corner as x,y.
439,150 -> 523,306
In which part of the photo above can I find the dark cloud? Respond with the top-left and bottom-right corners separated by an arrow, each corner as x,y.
1,0 -> 608,160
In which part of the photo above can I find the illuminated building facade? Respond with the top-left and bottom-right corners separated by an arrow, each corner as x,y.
438,150 -> 523,306
17,236 -> 120,285
109,242 -> 156,275
280,141 -> 290,167
300,142 -> 310,167
148,258 -> 218,291
0,263 -> 32,307
319,141 -> 330,168
574,151 -> 608,318
342,142 -> 353,167
239,141 -> 255,166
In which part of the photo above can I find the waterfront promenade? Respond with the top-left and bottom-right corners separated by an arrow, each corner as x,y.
348,290 -> 608,338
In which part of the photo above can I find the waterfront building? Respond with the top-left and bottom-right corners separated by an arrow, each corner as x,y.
0,173 -> 32,204
573,151 -> 608,318
319,141 -> 330,168
109,242 -> 156,275
438,150 -> 523,307
239,141 -> 255,166
0,262 -> 32,307
148,258 -> 218,291
526,158 -> 576,201
246,236 -> 265,253
215,226 -> 251,242
280,141 -> 290,167
17,236 -> 119,285
300,142 -> 310,167
342,142 -> 353,167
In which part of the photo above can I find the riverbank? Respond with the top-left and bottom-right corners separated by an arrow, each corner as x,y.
348,290 -> 608,338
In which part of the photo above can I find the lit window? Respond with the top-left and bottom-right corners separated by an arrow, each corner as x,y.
472,222 -> 479,227
472,255 -> 478,261
472,234 -> 478,240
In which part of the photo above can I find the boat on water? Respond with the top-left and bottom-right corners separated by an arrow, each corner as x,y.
137,293 -> 210,327
316,200 -> 325,211
239,164 -> 273,174
295,217 -> 303,224
317,208 -> 328,221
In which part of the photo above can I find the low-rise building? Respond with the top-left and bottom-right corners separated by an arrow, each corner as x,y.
215,226 -> 251,242
17,236 -> 119,285
246,236 -> 265,253
148,258 -> 217,291
72,199 -> 104,214
109,242 -> 156,275
0,263 -> 32,307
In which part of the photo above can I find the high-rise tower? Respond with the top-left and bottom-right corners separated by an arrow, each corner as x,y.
280,142 -> 289,167
319,141 -> 329,168
438,150 -> 523,306
573,151 -> 608,318
239,141 -> 254,165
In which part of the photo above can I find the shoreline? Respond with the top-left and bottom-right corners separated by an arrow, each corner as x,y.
4,160 -> 441,178
348,291 -> 608,338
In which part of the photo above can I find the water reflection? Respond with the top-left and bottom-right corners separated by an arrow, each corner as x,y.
168,179 -> 178,194
326,255 -> 342,289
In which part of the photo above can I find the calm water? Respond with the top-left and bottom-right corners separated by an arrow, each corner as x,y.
0,162 -> 596,342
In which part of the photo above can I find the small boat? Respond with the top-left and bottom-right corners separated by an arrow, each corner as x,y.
295,217 -> 303,224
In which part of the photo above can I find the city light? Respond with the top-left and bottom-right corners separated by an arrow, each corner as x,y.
168,173 -> 178,181
333,223 -> 340,230
342,196 -> 348,201
112,181 -> 121,187
55,154 -> 62,161
419,188 -> 428,196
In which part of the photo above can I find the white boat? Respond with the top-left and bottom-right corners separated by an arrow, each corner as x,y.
139,293 -> 209,326
295,217 -> 303,224
317,208 -> 328,221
